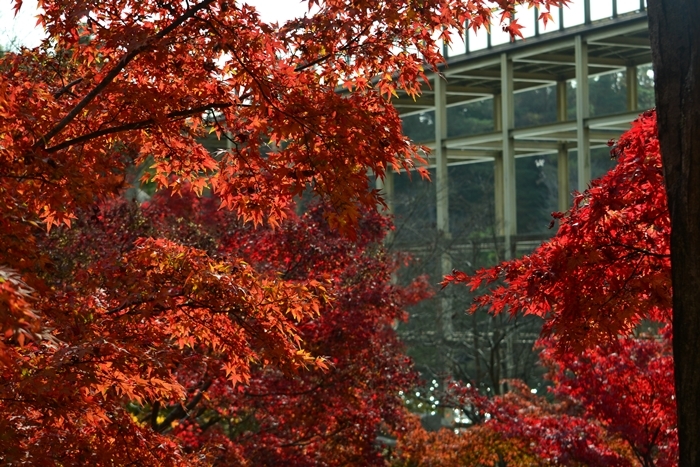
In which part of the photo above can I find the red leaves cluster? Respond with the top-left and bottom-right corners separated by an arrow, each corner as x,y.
0,189 -> 430,465
0,197 -> 327,465
173,197 -> 430,465
394,333 -> 677,466
544,332 -> 677,466
393,414 -> 543,466
0,267 -> 42,359
444,111 -> 670,350
1,0 -> 568,243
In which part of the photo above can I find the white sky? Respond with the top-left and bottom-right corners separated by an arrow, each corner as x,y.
0,0 -> 310,49
0,0 -> 44,48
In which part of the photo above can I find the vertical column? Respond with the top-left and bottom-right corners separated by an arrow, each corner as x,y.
464,20 -> 470,53
434,76 -> 449,237
493,94 -> 504,237
556,80 -> 570,213
434,76 -> 453,339
559,5 -> 564,31
575,35 -> 591,191
626,65 -> 638,111
500,54 -> 516,259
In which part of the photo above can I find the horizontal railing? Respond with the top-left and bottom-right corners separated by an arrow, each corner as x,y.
445,0 -> 648,57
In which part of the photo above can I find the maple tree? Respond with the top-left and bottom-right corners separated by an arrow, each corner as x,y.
442,104 -> 681,463
0,0 -> 571,463
392,413 -> 544,467
542,332 -> 677,467
444,110 -> 669,350
41,190 -> 429,465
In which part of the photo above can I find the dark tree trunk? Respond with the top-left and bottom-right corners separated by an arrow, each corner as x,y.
647,1 -> 700,466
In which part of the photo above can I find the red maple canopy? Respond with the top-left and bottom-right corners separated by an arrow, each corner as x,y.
445,111 -> 670,351
0,0 -> 567,464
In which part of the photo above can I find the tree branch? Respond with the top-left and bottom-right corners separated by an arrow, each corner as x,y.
45,102 -> 233,153
53,77 -> 83,98
156,379 -> 213,433
608,242 -> 671,259
35,0 -> 217,149
150,400 -> 161,430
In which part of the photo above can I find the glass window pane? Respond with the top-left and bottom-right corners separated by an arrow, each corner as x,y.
490,12 -> 511,46
446,28 -> 467,57
468,27 -> 488,52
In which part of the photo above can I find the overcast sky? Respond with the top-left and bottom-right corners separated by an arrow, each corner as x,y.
0,0 -> 310,49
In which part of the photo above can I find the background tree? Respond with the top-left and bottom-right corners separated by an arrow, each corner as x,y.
542,331 -> 677,467
393,331 -> 677,467
445,111 -> 668,347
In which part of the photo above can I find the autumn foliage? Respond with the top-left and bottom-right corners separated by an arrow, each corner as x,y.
8,0 -> 672,464
394,332 -> 677,467
26,192 -> 428,465
444,110 -> 670,350
436,109 -> 678,465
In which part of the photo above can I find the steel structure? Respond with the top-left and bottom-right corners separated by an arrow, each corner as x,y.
379,1 -> 651,259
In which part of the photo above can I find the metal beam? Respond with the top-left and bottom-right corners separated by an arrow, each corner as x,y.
590,36 -> 650,48
445,149 -> 498,159
500,54 -> 517,258
394,95 -> 490,108
434,75 -> 454,339
518,53 -> 630,67
493,93 -> 504,238
442,57 -> 501,76
449,69 -> 558,83
446,131 -> 502,147
588,110 -> 643,127
575,35 -> 591,190
556,80 -> 570,213
530,129 -> 624,142
512,121 -> 575,138
585,18 -> 649,42
434,76 -> 449,237
445,85 -> 495,95
626,65 -> 638,111
446,140 -> 563,151
392,101 -> 434,110
510,38 -> 576,60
